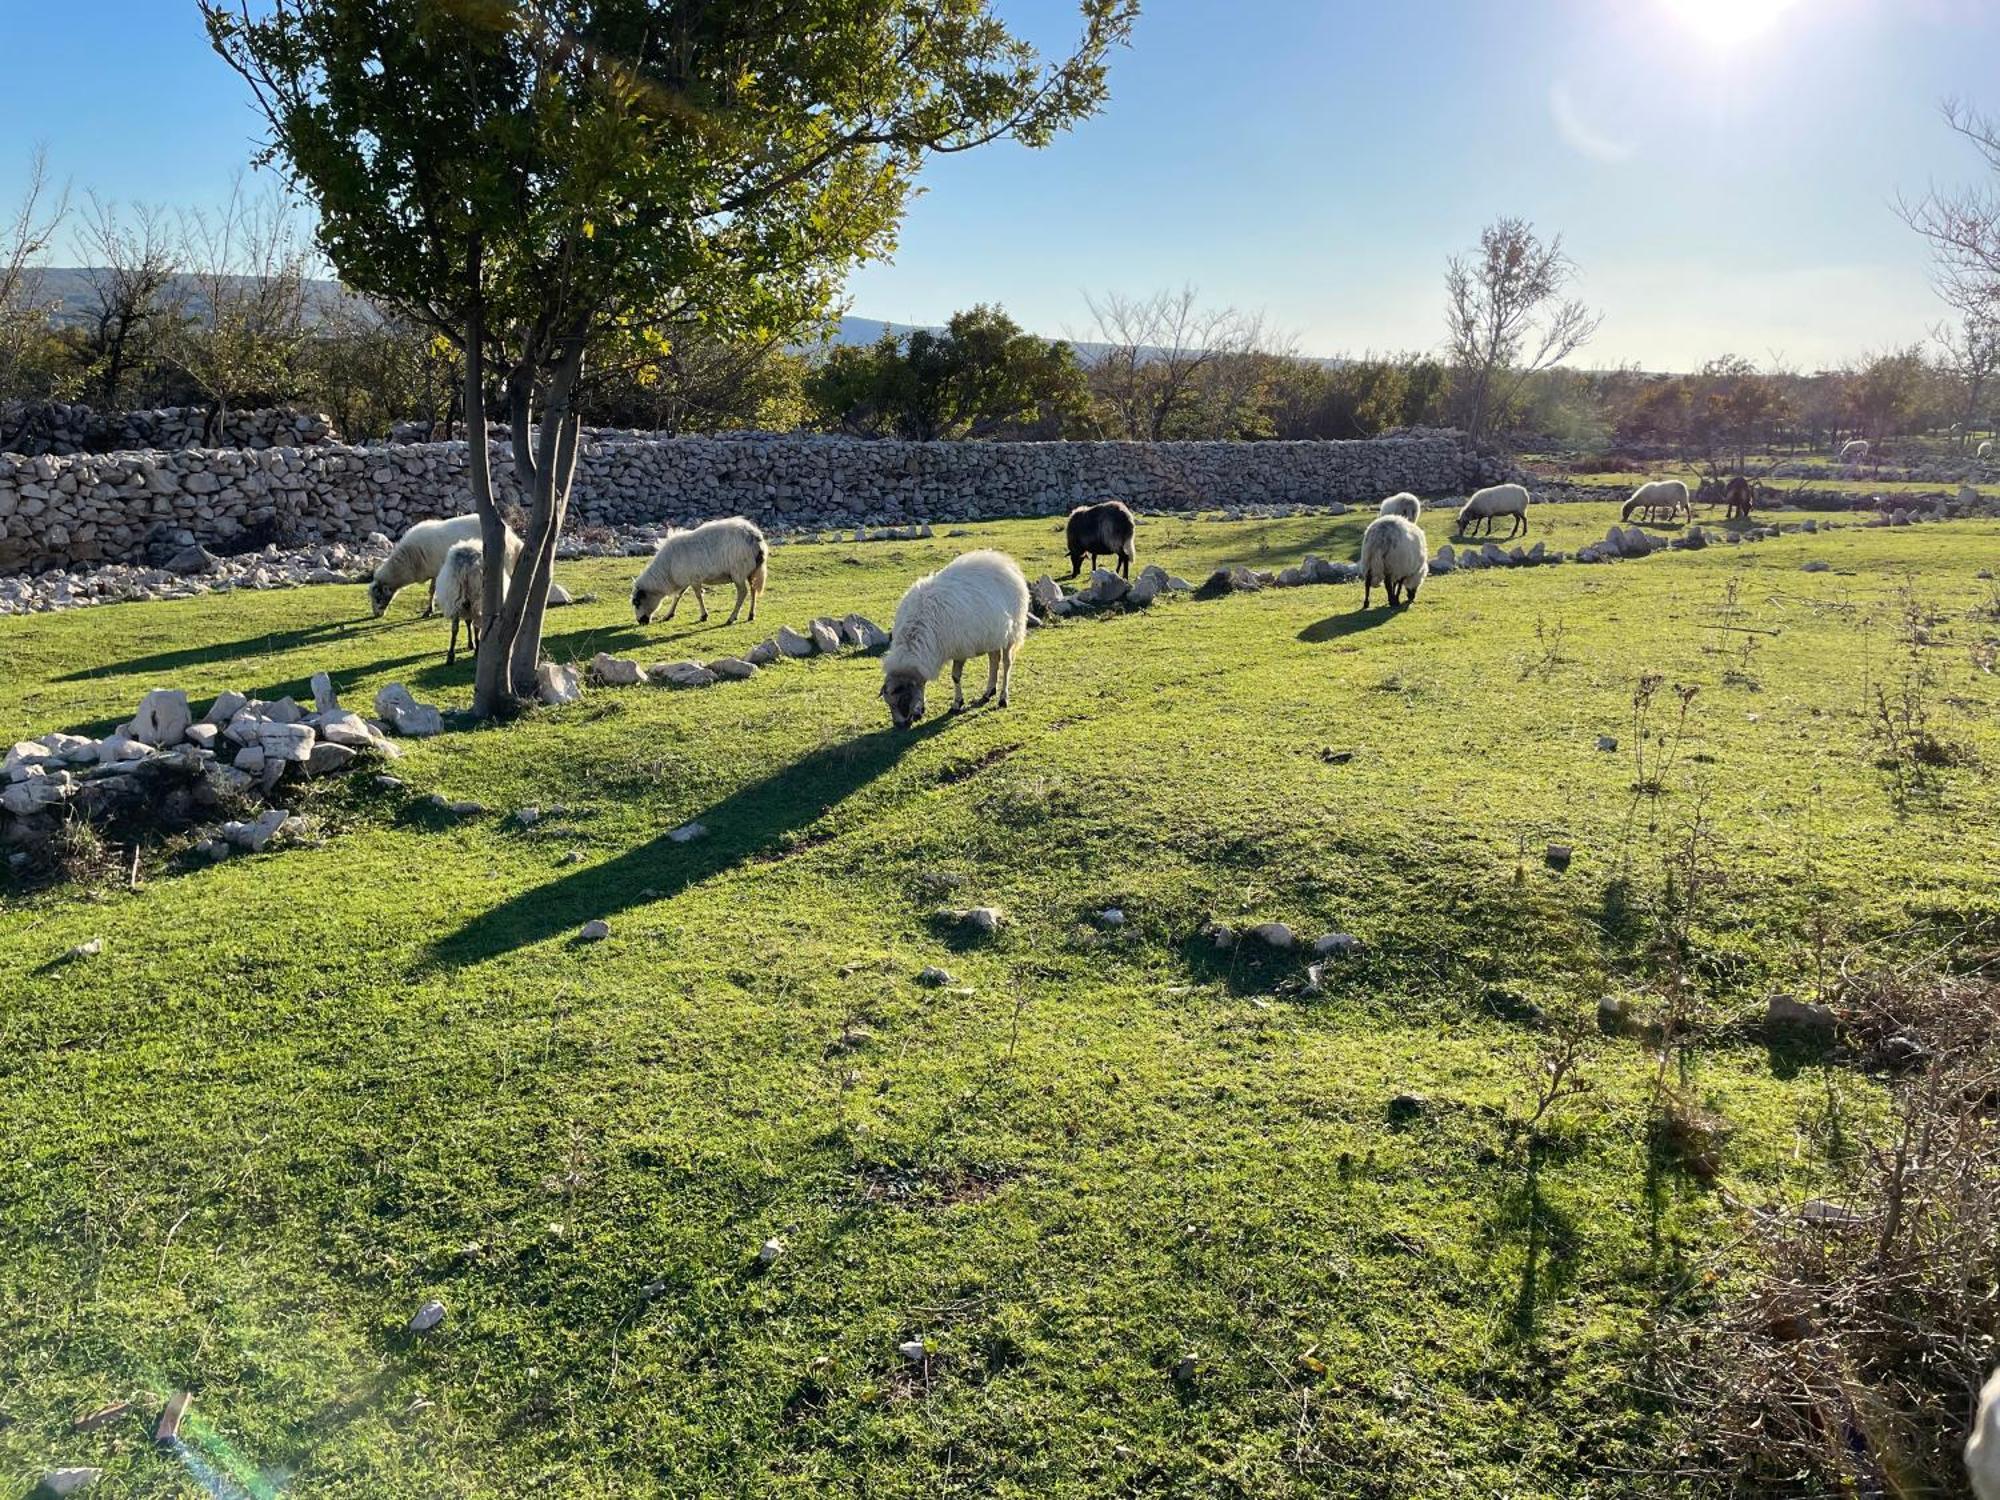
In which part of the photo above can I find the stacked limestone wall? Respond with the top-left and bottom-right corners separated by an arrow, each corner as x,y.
0,429 -> 1504,572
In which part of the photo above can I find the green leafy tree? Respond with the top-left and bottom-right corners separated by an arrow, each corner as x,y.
806,304 -> 1089,439
206,0 -> 1135,716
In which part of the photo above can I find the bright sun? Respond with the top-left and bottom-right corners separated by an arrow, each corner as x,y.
1663,0 -> 1802,49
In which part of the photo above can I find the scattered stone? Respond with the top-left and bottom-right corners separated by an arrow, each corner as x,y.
1800,559 -> 1831,573
534,661 -> 583,706
132,689 -> 191,747
1172,1355 -> 1200,1383
809,619 -> 842,654
374,683 -> 444,736
588,652 -> 643,687
649,660 -> 719,688
1097,907 -> 1126,928
306,742 -> 356,777
843,614 -> 891,650
1245,921 -> 1295,950
69,1401 -> 131,1433
1312,932 -> 1362,957
222,807 -> 290,854
408,1299 -> 447,1333
916,967 -> 954,987
1545,844 -> 1573,871
756,1237 -> 785,1267
746,638 -> 781,666
310,671 -> 339,715
708,657 -> 758,680
37,1468 -> 103,1495
960,905 -> 1004,936
667,820 -> 707,844
1798,1199 -> 1866,1229
1768,993 -> 1837,1030
68,938 -> 103,960
1596,735 -> 1618,752
775,625 -> 815,658
1387,1092 -> 1430,1123
1198,920 -> 1236,951
514,806 -> 542,828
897,1339 -> 929,1363
1597,995 -> 1632,1031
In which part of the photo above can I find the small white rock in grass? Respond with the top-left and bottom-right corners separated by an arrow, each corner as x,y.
409,1299 -> 447,1333
1198,921 -> 1236,951
1595,735 -> 1618,752
916,967 -> 954,987
1246,922 -> 1294,950
962,906 -> 1003,936
515,806 -> 541,828
667,821 -> 707,844
809,619 -> 842,654
897,1338 -> 930,1363
375,774 -> 406,790
1768,993 -> 1836,1029
1097,908 -> 1126,928
775,626 -> 815,659
1313,933 -> 1362,957
37,1468 -> 103,1495
1801,560 -> 1831,573
310,671 -> 339,715
1799,1199 -> 1865,1229
756,1237 -> 785,1267
1172,1354 -> 1200,1383
578,920 -> 611,943
588,652 -> 643,687
69,938 -> 103,960
708,657 -> 758,680
746,639 -> 781,667
536,662 -> 583,706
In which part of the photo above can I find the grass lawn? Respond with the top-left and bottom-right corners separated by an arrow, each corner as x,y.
3,503 -> 1998,1496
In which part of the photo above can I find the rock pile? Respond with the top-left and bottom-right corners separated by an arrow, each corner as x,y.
0,401 -> 336,458
580,610 -> 894,695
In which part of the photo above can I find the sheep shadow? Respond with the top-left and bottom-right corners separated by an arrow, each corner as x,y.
1297,608 -> 1401,643
424,721 -> 943,969
55,615 -> 389,682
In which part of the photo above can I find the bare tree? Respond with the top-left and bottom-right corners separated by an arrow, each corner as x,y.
1931,313 -> 2000,445
1444,217 -> 1602,442
77,195 -> 182,410
1076,286 -> 1274,440
1901,99 -> 2000,327
169,178 -> 311,440
0,147 -> 71,400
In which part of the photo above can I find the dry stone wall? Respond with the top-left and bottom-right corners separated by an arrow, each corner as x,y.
0,428 -> 1504,572
0,402 -> 336,458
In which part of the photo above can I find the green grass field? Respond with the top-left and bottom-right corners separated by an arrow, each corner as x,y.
3,503 -> 1998,1496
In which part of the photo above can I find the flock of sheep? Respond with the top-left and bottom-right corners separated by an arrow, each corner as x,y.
361,474 -> 1723,724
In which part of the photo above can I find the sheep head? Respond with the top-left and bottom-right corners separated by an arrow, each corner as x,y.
881,667 -> 928,729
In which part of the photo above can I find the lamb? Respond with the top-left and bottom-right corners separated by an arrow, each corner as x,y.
1065,501 -> 1137,580
879,549 -> 1030,728
631,517 -> 767,625
433,540 -> 498,665
1721,475 -> 1755,522
1621,479 -> 1692,525
1455,482 -> 1530,540
368,513 -> 521,617
1358,515 -> 1428,609
1840,438 -> 1870,463
1377,492 -> 1423,522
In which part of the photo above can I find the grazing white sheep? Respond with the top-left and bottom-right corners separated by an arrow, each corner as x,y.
1359,515 -> 1428,609
1377,492 -> 1423,522
369,514 -> 520,618
880,549 -> 1030,728
433,540 -> 499,665
632,517 -> 767,625
1456,482 -> 1530,540
1620,479 -> 1692,525
1971,1367 -> 2000,1500
1980,440 -> 1994,460
1840,438 -> 1870,463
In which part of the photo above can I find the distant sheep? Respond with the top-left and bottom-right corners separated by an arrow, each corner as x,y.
1622,479 -> 1692,525
1971,1367 -> 2000,1500
632,517 -> 767,625
1722,475 -> 1754,522
1840,438 -> 1870,463
1359,515 -> 1428,609
1065,501 -> 1136,580
1456,482 -> 1530,540
434,540 -> 498,665
369,514 -> 520,617
1377,492 -> 1423,522
880,549 -> 1029,728
1980,440 -> 1994,460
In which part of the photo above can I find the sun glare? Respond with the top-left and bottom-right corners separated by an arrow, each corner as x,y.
1663,0 -> 1802,49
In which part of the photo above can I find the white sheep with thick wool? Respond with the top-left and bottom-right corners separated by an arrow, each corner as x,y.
1377,492 -> 1423,522
1621,479 -> 1692,524
879,549 -> 1029,728
434,540 -> 502,665
1456,483 -> 1530,539
1840,438 -> 1870,463
1358,515 -> 1428,609
368,514 -> 520,617
632,517 -> 767,625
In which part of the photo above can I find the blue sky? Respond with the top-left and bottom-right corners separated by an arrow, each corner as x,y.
5,0 -> 1995,370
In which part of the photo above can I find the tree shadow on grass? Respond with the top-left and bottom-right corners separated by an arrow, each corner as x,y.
1297,607 -> 1402,643
424,719 -> 945,969
55,615 -> 392,682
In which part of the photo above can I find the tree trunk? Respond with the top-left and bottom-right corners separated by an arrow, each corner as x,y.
464,266 -> 522,719
508,407 -> 580,696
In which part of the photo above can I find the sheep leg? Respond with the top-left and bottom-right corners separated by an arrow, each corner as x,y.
1363,574 -> 1374,609
724,580 -> 747,625
950,659 -> 966,711
1068,553 -> 1084,579
975,651 -> 999,706
1121,550 -> 1133,579
998,646 -> 1013,708
423,579 -> 437,618
663,587 -> 685,621
447,617 -> 460,665
1509,513 -> 1526,540
1405,577 -> 1420,606
694,584 -> 709,622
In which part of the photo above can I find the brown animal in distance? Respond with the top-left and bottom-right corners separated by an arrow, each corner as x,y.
1065,500 -> 1137,579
